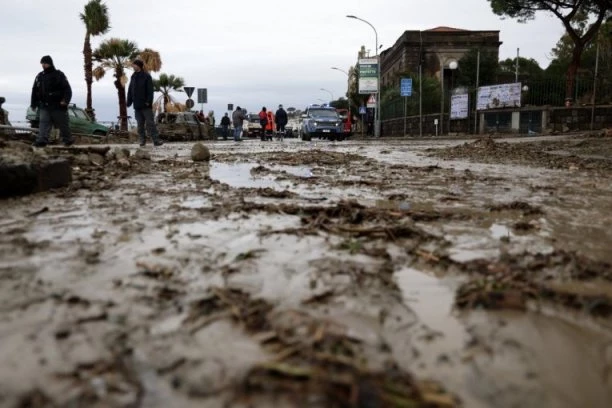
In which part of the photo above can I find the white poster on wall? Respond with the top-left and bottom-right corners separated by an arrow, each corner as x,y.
477,83 -> 522,110
450,93 -> 469,119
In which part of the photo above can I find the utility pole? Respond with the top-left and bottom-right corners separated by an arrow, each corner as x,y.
474,50 -> 480,135
590,42 -> 600,131
515,48 -> 519,83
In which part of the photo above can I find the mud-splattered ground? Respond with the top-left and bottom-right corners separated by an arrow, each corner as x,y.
1,134 -> 612,408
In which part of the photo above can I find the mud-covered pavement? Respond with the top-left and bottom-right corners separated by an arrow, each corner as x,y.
1,134 -> 612,408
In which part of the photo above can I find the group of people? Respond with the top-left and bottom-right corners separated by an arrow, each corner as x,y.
258,105 -> 288,141
30,55 -> 162,147
224,105 -> 288,142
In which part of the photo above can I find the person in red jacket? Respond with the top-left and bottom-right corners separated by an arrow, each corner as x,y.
265,110 -> 275,141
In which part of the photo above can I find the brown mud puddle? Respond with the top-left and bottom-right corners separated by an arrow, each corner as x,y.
1,138 -> 612,407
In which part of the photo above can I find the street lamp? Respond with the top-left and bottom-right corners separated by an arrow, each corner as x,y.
448,60 -> 458,134
331,67 -> 351,115
347,14 -> 381,137
320,88 -> 334,103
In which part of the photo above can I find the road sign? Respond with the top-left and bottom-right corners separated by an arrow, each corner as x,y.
228,103 -> 234,111
359,106 -> 366,115
400,78 -> 412,97
197,88 -> 207,104
184,87 -> 195,98
185,98 -> 194,109
366,94 -> 376,108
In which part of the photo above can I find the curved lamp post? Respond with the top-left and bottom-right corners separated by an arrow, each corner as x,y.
320,88 -> 334,104
347,14 -> 380,137
331,67 -> 352,116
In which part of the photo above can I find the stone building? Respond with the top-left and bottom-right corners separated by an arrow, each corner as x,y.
380,27 -> 502,89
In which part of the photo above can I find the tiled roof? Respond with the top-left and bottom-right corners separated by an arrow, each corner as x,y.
425,26 -> 469,32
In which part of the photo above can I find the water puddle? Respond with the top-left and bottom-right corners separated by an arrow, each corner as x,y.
209,162 -> 312,189
180,196 -> 211,209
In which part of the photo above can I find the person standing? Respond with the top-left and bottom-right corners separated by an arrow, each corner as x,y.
258,107 -> 268,141
275,104 -> 288,140
265,110 -> 275,141
30,55 -> 74,147
220,112 -> 231,140
127,59 -> 163,147
231,106 -> 245,142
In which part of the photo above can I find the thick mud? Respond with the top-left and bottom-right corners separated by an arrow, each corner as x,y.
1,135 -> 612,407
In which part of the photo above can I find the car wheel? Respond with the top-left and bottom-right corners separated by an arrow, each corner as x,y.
302,132 -> 311,141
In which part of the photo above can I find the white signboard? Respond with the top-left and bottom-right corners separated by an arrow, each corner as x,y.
477,83 -> 522,110
450,93 -> 469,119
358,58 -> 378,94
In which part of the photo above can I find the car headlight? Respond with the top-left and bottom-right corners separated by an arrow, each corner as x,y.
313,121 -> 318,127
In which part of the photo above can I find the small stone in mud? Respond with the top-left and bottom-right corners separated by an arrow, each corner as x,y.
117,158 -> 131,168
88,153 -> 105,166
113,147 -> 130,160
74,153 -> 90,166
191,142 -> 210,162
134,148 -> 151,160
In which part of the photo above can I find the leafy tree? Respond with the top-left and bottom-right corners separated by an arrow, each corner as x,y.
499,56 -> 544,77
153,73 -> 185,110
455,49 -> 500,88
80,0 -> 110,121
487,0 -> 611,99
92,38 -> 139,131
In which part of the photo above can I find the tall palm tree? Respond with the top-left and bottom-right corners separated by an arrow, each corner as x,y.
153,74 -> 185,111
80,0 -> 110,121
92,38 -> 139,131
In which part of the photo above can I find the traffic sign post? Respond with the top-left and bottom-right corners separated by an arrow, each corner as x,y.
401,78 -> 413,137
366,94 -> 376,108
184,87 -> 195,98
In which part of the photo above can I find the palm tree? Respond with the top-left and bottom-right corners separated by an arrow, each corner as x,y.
93,38 -> 139,131
80,0 -> 110,121
153,73 -> 185,111
138,48 -> 162,73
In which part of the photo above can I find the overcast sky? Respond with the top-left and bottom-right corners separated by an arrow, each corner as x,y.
0,0 -> 563,124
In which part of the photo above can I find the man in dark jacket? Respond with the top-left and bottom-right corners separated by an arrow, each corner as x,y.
275,104 -> 288,140
220,112 -> 231,140
30,55 -> 74,147
127,59 -> 162,147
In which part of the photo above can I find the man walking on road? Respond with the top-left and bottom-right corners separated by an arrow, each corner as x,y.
127,59 -> 163,147
232,106 -> 245,142
220,112 -> 231,140
30,55 -> 74,147
275,104 -> 288,140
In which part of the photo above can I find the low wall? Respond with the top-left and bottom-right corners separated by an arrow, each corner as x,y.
382,105 -> 612,136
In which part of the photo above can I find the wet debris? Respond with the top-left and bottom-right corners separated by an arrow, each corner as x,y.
430,136 -> 612,173
182,287 -> 458,407
487,201 -> 544,216
454,250 -> 612,316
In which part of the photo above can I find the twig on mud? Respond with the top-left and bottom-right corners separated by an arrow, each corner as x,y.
26,207 -> 49,217
187,311 -> 233,334
416,249 -> 440,263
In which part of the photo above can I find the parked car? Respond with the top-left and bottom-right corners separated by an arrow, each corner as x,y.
26,104 -> 109,136
336,108 -> 353,137
284,118 -> 300,138
156,111 -> 211,141
244,113 -> 263,138
300,104 -> 343,141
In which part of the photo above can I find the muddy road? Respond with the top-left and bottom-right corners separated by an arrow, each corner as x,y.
1,134 -> 611,407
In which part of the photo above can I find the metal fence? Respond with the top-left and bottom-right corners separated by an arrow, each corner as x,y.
382,75 -> 612,122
